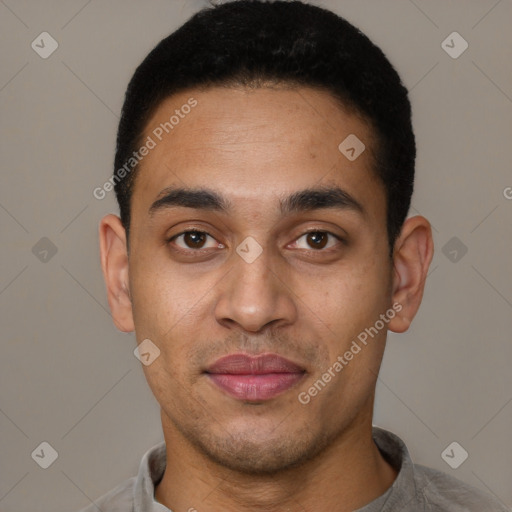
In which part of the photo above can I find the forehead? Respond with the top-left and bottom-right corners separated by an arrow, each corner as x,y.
131,86 -> 384,220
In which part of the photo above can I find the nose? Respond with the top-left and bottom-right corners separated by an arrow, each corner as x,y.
214,244 -> 298,334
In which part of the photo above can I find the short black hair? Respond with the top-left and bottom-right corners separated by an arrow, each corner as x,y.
114,0 -> 415,255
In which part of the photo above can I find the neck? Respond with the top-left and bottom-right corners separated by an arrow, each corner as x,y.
154,410 -> 397,512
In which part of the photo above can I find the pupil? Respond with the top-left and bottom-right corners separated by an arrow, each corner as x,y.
185,231 -> 205,248
308,232 -> 327,249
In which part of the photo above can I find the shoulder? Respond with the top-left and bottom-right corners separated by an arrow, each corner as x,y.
412,464 -> 509,512
74,476 -> 136,512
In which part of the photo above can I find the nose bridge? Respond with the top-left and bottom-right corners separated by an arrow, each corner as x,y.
235,243 -> 275,291
232,240 -> 279,307
214,239 -> 297,332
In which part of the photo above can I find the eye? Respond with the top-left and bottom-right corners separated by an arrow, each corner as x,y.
293,231 -> 342,251
169,230 -> 224,251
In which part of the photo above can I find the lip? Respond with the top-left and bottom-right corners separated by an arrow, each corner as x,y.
205,353 -> 306,401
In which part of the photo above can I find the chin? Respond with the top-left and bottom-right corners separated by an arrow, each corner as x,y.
183,419 -> 332,475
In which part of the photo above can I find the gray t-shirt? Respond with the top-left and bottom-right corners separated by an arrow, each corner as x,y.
76,427 -> 508,511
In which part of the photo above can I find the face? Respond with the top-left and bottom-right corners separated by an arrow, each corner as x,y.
100,85 -> 431,474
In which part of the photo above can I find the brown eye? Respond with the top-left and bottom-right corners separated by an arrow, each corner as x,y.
170,230 -> 222,251
293,231 -> 341,251
183,231 -> 207,248
306,232 -> 328,249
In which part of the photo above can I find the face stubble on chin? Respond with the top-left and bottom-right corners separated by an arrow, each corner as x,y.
125,85 -> 394,475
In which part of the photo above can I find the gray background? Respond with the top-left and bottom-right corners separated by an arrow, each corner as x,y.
1,0 -> 511,510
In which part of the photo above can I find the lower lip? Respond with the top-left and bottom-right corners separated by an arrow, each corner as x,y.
207,373 -> 305,401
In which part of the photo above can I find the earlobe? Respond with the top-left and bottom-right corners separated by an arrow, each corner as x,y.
99,214 -> 135,332
388,216 -> 434,334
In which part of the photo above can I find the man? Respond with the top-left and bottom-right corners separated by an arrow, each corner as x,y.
81,1 -> 507,510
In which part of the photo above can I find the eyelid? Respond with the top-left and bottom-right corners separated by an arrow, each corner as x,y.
168,230 -> 223,251
289,230 -> 344,251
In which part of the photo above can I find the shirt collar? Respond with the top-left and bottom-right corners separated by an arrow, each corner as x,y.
364,427 -> 417,511
133,439 -> 168,512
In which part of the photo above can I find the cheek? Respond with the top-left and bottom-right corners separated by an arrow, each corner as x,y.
303,269 -> 390,390
140,358 -> 199,417
130,257 -> 199,333
310,260 -> 387,327
129,261 -> 219,376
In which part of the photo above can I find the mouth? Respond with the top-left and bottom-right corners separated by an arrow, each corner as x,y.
204,353 -> 306,402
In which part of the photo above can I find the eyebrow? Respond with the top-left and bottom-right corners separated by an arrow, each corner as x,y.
281,185 -> 365,217
148,184 -> 365,218
149,187 -> 232,216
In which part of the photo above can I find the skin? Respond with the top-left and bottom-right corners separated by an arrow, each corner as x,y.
99,85 -> 433,512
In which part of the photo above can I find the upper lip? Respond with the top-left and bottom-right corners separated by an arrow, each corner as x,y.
205,353 -> 306,375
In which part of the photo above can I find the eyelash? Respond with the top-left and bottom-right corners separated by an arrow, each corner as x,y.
167,229 -> 345,255
167,230 -> 224,253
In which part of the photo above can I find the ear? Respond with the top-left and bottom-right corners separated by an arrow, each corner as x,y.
99,214 -> 135,332
388,215 -> 434,333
